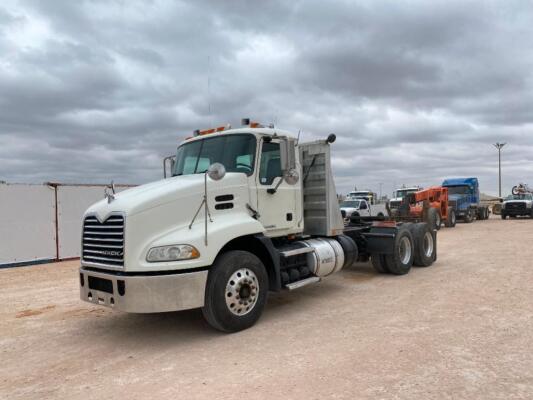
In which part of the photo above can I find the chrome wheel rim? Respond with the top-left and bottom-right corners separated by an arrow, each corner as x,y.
399,236 -> 412,265
225,268 -> 259,316
423,231 -> 434,258
435,213 -> 441,227
451,212 -> 456,224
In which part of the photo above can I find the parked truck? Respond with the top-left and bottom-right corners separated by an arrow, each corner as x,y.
501,193 -> 533,218
339,198 -> 386,222
441,177 -> 489,222
79,120 -> 437,332
388,187 -> 422,211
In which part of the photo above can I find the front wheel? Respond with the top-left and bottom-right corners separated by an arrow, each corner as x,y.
202,250 -> 268,333
501,213 -> 507,220
444,207 -> 456,227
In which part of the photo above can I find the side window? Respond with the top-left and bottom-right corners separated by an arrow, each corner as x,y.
259,142 -> 282,185
360,201 -> 367,210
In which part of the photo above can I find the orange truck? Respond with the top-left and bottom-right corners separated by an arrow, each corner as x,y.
388,186 -> 456,230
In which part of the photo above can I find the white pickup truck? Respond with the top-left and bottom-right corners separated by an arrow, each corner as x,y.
501,193 -> 533,219
339,198 -> 386,222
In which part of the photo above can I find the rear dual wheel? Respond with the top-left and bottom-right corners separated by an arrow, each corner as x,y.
371,227 -> 415,275
410,223 -> 435,267
444,207 -> 456,228
371,223 -> 436,274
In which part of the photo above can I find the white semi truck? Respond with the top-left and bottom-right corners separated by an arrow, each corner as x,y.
79,120 -> 437,332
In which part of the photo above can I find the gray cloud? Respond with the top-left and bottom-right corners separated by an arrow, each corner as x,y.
1,0 -> 532,196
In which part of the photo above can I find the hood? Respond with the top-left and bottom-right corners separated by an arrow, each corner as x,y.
340,206 -> 359,212
504,199 -> 530,204
85,173 -> 249,221
390,197 -> 402,203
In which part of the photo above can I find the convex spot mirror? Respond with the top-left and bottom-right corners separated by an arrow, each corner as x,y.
207,163 -> 226,181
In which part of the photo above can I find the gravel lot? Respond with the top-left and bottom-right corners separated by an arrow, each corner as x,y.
1,216 -> 532,400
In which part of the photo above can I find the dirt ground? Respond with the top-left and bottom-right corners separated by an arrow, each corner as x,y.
1,216 -> 532,400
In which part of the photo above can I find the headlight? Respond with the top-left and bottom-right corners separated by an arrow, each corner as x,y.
146,244 -> 200,262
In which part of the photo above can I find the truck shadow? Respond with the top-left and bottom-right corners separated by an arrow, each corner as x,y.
78,263 -> 381,343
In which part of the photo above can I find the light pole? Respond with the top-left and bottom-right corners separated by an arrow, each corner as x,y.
493,142 -> 506,197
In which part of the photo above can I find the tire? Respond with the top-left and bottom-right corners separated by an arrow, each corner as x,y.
427,207 -> 440,230
501,213 -> 507,220
444,207 -> 456,228
410,223 -> 435,267
383,228 -> 414,275
464,209 -> 474,223
371,254 -> 388,274
202,250 -> 268,333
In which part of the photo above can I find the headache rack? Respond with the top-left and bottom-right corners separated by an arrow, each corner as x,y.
82,214 -> 125,268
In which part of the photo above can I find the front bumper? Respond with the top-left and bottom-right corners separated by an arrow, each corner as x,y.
79,266 -> 208,313
502,209 -> 531,216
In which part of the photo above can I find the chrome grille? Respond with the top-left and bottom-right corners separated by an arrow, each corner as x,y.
389,200 -> 401,209
82,215 -> 124,268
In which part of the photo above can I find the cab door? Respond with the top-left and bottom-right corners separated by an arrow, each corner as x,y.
359,200 -> 371,216
255,139 -> 297,236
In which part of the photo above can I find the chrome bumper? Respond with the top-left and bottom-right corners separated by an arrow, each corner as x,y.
79,266 -> 208,313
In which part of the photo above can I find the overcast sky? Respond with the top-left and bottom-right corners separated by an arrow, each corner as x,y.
1,0 -> 532,196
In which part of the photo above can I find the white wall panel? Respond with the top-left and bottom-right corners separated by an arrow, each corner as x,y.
0,184 -> 56,265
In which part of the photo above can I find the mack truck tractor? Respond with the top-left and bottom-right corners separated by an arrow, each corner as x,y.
79,120 -> 437,332
441,177 -> 489,223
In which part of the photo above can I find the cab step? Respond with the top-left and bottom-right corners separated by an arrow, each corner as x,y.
285,276 -> 321,290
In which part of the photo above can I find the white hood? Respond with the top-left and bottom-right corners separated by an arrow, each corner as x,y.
85,173 -> 246,221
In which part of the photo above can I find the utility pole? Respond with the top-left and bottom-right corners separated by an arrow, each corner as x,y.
493,142 -> 506,197
379,182 -> 383,200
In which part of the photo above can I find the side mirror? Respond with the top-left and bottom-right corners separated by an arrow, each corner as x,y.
279,137 -> 296,173
163,155 -> 176,178
207,163 -> 226,181
499,198 -> 503,203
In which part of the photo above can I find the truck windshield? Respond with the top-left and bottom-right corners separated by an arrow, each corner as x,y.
340,200 -> 361,208
507,194 -> 532,200
173,134 -> 256,177
446,186 -> 471,195
395,189 -> 417,198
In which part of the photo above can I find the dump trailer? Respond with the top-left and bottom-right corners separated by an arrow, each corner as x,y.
79,120 -> 437,332
388,186 -> 456,230
441,177 -> 489,223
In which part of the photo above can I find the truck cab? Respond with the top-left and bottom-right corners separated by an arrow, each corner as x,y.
389,187 -> 422,210
441,177 -> 489,222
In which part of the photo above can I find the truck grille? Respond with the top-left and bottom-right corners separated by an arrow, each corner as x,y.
507,202 -> 526,211
82,215 -> 124,268
389,200 -> 401,209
